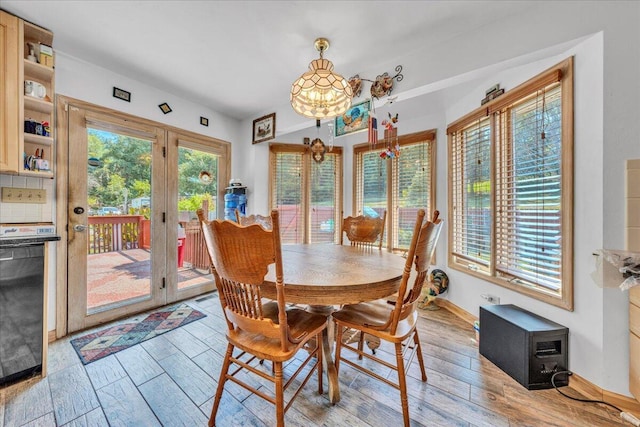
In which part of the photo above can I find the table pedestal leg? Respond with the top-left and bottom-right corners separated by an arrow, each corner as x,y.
308,305 -> 340,404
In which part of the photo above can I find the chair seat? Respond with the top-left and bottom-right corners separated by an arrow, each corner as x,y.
227,308 -> 327,361
332,299 -> 418,343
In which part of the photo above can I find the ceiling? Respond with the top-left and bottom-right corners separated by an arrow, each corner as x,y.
2,1 -> 538,122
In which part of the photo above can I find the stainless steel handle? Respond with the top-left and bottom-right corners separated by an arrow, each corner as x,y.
73,224 -> 88,232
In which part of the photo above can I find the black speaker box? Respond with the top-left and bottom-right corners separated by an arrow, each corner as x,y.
479,304 -> 568,390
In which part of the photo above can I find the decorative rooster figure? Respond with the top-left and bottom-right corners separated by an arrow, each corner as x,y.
380,112 -> 400,159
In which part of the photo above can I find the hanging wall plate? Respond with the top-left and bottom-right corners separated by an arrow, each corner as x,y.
199,171 -> 212,184
310,138 -> 326,163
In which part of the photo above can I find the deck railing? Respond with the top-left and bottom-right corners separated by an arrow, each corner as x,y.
181,219 -> 210,270
88,215 -> 144,254
87,215 -> 210,270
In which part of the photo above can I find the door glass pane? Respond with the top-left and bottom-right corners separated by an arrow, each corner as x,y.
86,129 -> 152,312
177,146 -> 217,290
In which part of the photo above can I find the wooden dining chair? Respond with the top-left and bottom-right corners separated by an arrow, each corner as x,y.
235,208 -> 273,230
197,209 -> 327,427
341,209 -> 387,250
333,209 -> 443,427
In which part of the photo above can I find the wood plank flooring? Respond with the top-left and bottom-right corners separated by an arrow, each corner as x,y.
0,293 -> 630,426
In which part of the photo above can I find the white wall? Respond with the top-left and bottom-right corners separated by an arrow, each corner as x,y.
55,52 -> 241,143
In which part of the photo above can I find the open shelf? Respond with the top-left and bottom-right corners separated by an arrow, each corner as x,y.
19,169 -> 54,179
24,133 -> 53,146
24,96 -> 53,114
23,59 -> 53,80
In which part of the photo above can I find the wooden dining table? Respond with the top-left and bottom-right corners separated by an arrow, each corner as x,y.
261,244 -> 408,404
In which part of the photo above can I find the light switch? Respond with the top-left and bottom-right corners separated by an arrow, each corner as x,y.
1,187 -> 46,204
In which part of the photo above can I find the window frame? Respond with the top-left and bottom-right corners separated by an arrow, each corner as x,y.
269,143 -> 343,244
353,129 -> 436,251
446,57 -> 574,310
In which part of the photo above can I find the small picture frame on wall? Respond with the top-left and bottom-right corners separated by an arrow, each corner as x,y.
200,117 -> 209,127
158,103 -> 172,114
252,112 -> 276,144
113,87 -> 131,102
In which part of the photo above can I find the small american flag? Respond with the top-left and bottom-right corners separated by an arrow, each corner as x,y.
368,114 -> 378,146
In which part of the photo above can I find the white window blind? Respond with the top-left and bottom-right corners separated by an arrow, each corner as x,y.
271,149 -> 304,244
356,148 -> 388,217
450,118 -> 492,267
495,85 -> 562,290
270,144 -> 342,244
310,153 -> 341,243
392,141 -> 434,249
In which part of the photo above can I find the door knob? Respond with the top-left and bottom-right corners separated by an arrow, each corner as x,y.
73,224 -> 88,232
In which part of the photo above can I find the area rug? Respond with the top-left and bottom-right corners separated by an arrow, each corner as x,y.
70,303 -> 206,364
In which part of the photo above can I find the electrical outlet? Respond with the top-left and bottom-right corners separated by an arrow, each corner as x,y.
481,294 -> 500,304
1,187 -> 46,204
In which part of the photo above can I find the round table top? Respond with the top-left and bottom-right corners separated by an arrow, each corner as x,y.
262,244 -> 407,305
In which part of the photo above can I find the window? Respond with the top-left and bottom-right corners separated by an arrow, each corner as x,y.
270,144 -> 342,244
354,130 -> 436,250
447,58 -> 574,309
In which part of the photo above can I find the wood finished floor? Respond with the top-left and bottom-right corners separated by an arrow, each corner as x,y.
0,293 -> 629,427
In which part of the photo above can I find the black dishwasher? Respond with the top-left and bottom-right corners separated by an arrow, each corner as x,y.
0,242 -> 44,386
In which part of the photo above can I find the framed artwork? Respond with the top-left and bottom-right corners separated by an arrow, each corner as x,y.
253,112 -> 276,144
112,87 -> 131,102
334,100 -> 370,137
200,116 -> 209,126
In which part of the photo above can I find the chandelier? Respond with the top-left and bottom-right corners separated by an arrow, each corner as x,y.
290,38 -> 353,119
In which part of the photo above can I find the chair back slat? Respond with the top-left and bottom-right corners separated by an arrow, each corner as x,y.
341,210 -> 387,250
390,209 -> 443,333
198,209 -> 290,347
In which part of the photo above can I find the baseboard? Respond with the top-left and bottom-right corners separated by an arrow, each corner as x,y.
571,372 -> 640,416
433,298 -> 640,416
48,329 -> 56,343
434,298 -> 477,325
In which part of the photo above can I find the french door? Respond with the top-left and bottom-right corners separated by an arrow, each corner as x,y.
67,106 -> 167,332
64,103 -> 221,333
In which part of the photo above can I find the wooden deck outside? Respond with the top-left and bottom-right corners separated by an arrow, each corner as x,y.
84,215 -> 213,310
87,246 -> 212,310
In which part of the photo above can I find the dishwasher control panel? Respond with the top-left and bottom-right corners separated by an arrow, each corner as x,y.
0,224 -> 56,238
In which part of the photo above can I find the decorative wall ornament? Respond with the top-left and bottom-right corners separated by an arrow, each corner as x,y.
113,87 -> 131,102
310,138 -> 326,163
158,102 -> 172,114
304,120 -> 328,163
481,83 -> 505,105
348,75 -> 363,98
379,112 -> 400,160
348,65 -> 403,100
